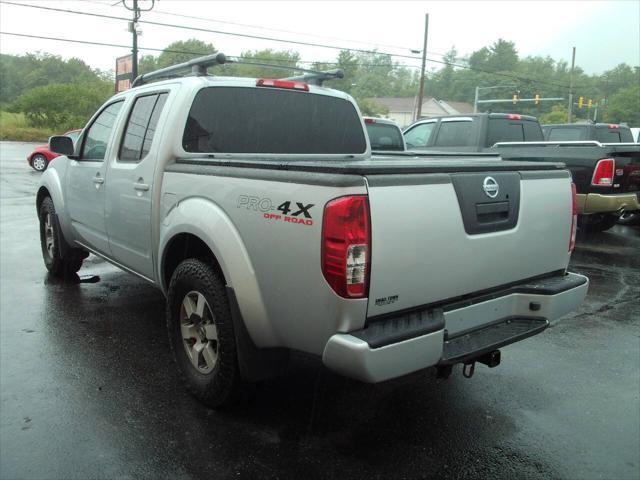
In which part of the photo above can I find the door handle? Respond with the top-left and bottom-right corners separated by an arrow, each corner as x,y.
92,175 -> 104,185
133,182 -> 150,191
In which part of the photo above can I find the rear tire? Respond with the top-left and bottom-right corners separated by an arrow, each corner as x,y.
578,213 -> 619,233
166,258 -> 239,408
38,197 -> 86,277
31,154 -> 48,172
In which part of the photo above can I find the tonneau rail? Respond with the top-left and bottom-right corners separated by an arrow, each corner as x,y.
173,156 -> 567,174
493,141 -> 604,147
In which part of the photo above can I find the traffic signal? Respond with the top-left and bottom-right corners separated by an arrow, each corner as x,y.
534,94 -> 540,105
578,96 -> 584,108
588,99 -> 593,108
512,93 -> 518,104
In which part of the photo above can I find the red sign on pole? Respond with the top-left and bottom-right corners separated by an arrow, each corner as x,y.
115,54 -> 133,93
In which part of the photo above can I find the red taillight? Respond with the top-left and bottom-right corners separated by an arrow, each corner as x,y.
256,78 -> 309,91
591,158 -> 615,186
507,114 -> 522,120
569,183 -> 577,253
364,118 -> 375,124
608,124 -> 619,129
322,196 -> 370,298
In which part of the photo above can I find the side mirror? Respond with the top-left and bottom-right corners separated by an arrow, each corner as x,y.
49,136 -> 75,156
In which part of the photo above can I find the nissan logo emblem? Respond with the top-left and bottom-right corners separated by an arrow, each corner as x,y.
483,176 -> 499,198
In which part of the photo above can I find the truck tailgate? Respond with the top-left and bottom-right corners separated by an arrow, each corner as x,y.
365,169 -> 573,317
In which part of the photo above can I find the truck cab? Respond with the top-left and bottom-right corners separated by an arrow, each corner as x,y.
403,113 -> 544,151
542,123 -> 635,143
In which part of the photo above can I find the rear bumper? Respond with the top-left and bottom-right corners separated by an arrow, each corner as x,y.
576,192 -> 640,214
322,272 -> 588,383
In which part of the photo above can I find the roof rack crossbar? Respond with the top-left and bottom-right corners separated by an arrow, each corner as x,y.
131,52 -> 227,87
131,53 -> 344,88
281,69 -> 344,86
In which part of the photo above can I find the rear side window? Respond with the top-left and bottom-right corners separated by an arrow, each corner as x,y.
548,128 -> 584,141
595,129 -> 621,143
120,93 -> 168,161
434,121 -> 474,147
523,121 -> 544,141
183,87 -> 366,154
366,123 -> 404,151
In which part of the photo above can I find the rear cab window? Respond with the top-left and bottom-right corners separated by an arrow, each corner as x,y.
547,127 -> 585,141
434,120 -> 475,147
486,119 -> 543,146
366,122 -> 404,151
183,87 -> 366,154
595,128 -> 622,143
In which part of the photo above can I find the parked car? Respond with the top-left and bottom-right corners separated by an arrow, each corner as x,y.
27,129 -> 81,172
542,123 -> 635,143
37,54 -> 588,407
402,114 -> 640,232
403,113 -> 544,151
363,117 -> 406,151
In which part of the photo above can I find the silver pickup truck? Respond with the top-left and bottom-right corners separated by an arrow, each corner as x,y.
37,55 -> 588,407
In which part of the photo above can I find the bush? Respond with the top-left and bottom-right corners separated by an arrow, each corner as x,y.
10,81 -> 112,132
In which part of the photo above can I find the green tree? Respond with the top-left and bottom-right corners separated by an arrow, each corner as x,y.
0,53 -> 105,105
222,49 -> 300,78
607,84 -> 640,126
155,39 -> 216,69
538,105 -> 568,124
356,98 -> 388,116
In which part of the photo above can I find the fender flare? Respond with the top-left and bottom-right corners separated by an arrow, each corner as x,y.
159,196 -> 278,347
37,160 -> 74,245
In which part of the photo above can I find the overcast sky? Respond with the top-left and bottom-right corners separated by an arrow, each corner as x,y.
0,0 -> 638,75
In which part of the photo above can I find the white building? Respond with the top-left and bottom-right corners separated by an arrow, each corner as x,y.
367,97 -> 475,128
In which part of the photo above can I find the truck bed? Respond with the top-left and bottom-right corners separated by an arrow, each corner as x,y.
169,153 -> 573,321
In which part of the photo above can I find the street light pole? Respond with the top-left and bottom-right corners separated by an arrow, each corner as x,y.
415,13 -> 429,121
567,46 -> 576,123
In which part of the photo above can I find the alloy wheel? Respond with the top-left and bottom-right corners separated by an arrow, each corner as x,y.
179,291 -> 219,374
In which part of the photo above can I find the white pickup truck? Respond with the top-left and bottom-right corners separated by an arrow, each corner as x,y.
38,54 -> 588,407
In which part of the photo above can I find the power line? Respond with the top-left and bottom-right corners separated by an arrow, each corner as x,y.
128,6 -> 450,58
0,1 -> 569,88
0,31 -> 418,70
0,1 -> 593,90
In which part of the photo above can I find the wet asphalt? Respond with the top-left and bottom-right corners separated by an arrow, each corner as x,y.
0,141 -> 638,480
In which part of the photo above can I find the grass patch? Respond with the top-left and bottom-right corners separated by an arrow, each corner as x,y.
0,111 -> 55,142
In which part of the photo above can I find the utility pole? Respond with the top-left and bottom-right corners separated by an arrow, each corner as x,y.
567,46 -> 576,123
132,0 -> 139,79
122,0 -> 155,80
415,13 -> 429,121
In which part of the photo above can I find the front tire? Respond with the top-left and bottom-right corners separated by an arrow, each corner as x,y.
38,197 -> 86,277
31,154 -> 48,172
578,213 -> 619,233
166,259 -> 239,407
